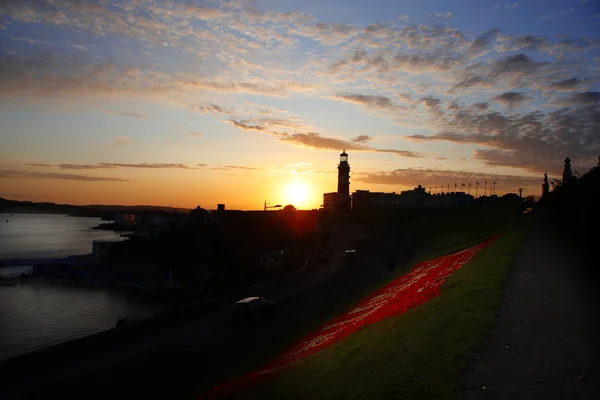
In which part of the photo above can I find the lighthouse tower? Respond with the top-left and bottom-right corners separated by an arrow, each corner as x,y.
337,150 -> 350,211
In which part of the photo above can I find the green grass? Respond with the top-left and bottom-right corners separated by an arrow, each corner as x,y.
233,220 -> 530,400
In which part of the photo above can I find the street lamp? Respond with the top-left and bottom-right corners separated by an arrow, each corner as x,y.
264,200 -> 282,211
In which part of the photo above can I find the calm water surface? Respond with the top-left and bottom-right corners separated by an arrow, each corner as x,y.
0,213 -> 124,259
0,214 -> 163,362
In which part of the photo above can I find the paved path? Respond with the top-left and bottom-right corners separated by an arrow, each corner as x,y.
462,223 -> 600,399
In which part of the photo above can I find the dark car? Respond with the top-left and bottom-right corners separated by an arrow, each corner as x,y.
231,297 -> 277,324
344,249 -> 359,264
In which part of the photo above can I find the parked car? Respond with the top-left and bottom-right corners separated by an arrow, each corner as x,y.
344,249 -> 359,264
231,297 -> 277,324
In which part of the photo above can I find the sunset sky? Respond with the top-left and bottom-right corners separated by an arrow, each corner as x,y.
0,0 -> 599,210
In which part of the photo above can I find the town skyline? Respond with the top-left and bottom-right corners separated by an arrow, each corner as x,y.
1,0 -> 599,209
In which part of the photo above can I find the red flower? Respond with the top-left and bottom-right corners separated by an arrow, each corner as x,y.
199,237 -> 497,399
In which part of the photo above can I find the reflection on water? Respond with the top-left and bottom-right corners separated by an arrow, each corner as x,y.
0,281 -> 162,361
0,214 -> 162,362
0,213 -> 125,259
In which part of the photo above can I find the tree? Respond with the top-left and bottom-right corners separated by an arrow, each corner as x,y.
282,204 -> 296,211
551,179 -> 562,190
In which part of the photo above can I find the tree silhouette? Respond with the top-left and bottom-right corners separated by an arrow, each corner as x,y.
282,204 -> 296,211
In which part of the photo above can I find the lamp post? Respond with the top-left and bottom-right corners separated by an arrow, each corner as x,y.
264,200 -> 282,211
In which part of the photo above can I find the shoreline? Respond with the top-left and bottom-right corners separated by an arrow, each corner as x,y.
91,222 -> 138,232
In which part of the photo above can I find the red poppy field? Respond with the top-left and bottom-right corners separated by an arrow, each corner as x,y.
200,237 -> 498,399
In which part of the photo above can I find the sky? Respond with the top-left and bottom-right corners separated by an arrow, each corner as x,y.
0,0 -> 599,210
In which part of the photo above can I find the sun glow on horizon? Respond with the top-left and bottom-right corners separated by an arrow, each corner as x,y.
282,179 -> 313,209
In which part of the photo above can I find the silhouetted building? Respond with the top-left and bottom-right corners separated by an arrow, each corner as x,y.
542,172 -> 550,198
352,185 -> 472,211
399,185 -> 428,207
114,214 -> 135,224
562,157 -> 573,183
337,150 -> 351,211
322,192 -> 337,211
186,206 -> 214,230
352,190 -> 402,212
217,204 -> 225,212
424,192 -> 474,207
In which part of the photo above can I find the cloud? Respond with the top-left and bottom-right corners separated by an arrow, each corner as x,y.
181,80 -> 320,97
490,53 -> 546,77
549,91 -> 600,106
326,27 -> 467,79
189,104 -> 230,115
375,149 -> 424,158
468,28 -> 502,56
492,91 -> 532,110
495,35 -> 600,56
2,0 -> 599,181
394,52 -> 462,74
428,12 -> 454,19
222,165 -> 261,170
110,136 -> 132,147
278,132 -> 423,158
179,5 -> 230,20
289,22 -> 359,45
398,14 -> 410,22
332,93 -> 405,111
356,168 -> 540,189
452,53 -> 547,91
57,163 -> 199,170
538,7 -> 575,20
227,119 -> 268,132
420,96 -> 442,109
493,2 -> 520,10
0,170 -> 128,182
567,91 -> 600,104
471,102 -> 490,111
108,112 -> 148,119
226,115 -> 423,158
541,78 -> 584,92
185,132 -> 204,138
97,163 -> 199,169
352,135 -> 372,143
26,163 -> 52,167
57,164 -> 114,170
407,103 -> 600,173
279,132 -> 369,151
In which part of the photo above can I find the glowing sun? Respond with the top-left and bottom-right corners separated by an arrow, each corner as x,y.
282,180 -> 311,208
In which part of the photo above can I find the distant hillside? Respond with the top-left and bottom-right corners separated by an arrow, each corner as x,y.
0,197 -> 191,218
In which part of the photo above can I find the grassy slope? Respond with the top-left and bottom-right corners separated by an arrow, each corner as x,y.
234,215 -> 529,400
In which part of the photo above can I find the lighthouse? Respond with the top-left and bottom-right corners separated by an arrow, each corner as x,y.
337,150 -> 350,211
